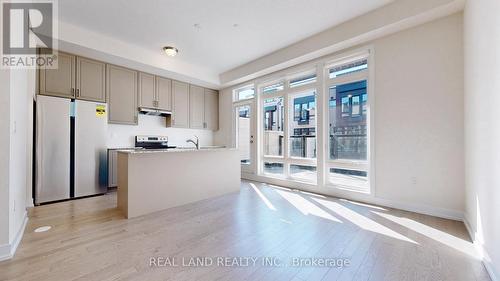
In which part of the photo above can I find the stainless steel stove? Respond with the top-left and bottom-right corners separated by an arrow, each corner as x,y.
134,135 -> 176,150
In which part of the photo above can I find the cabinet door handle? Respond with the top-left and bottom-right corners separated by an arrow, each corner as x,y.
76,89 -> 80,97
71,88 -> 75,95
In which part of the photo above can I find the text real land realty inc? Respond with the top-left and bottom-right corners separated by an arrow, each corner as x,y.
149,256 -> 351,268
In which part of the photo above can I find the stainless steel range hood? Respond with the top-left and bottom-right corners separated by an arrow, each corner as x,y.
139,107 -> 172,116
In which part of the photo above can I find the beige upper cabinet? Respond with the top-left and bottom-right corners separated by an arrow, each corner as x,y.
189,85 -> 205,129
106,64 -> 138,125
204,89 -> 219,130
155,76 -> 172,111
39,52 -> 76,98
171,81 -> 189,128
76,57 -> 106,102
138,72 -> 156,108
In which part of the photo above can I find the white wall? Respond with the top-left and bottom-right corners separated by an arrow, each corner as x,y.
107,114 -> 214,148
0,67 -> 33,260
0,69 -> 11,253
464,0 -> 500,279
373,13 -> 464,215
8,69 -> 31,251
9,69 -> 28,241
218,13 -> 465,219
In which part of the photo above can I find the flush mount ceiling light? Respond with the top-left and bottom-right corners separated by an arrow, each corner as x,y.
163,46 -> 178,57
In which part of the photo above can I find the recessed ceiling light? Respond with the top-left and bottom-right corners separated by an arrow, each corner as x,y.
163,46 -> 178,57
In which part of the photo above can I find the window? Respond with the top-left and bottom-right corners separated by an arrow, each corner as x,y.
290,164 -> 317,182
236,105 -> 251,165
329,81 -> 367,161
250,51 -> 371,191
289,90 -> 316,159
328,79 -> 368,190
263,162 -> 284,176
329,59 -> 368,78
328,168 -> 368,190
263,97 -> 284,156
234,86 -> 255,101
262,82 -> 284,95
326,55 -> 370,192
352,96 -> 360,116
289,74 -> 317,88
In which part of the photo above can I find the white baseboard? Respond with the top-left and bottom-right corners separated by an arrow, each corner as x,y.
0,243 -> 11,262
463,216 -> 498,281
483,250 -> 499,281
0,211 -> 28,262
368,197 -> 464,221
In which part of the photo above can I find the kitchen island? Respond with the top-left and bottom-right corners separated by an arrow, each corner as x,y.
116,148 -> 240,218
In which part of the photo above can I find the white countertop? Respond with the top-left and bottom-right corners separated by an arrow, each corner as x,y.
116,146 -> 232,154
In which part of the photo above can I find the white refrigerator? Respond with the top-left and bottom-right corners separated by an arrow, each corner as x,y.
35,95 -> 108,204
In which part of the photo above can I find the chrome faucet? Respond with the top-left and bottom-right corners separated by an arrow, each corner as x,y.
186,135 -> 200,149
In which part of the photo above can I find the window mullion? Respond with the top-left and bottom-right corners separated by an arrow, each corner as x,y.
283,82 -> 291,179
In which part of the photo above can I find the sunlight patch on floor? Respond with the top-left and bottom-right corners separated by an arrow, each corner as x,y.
373,211 -> 478,258
313,198 -> 417,244
275,189 -> 341,223
249,183 -> 277,211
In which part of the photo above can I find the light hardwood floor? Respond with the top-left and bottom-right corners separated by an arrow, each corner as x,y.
0,181 -> 490,281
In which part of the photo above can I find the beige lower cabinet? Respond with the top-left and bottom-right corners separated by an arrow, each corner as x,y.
39,52 -> 76,98
171,80 -> 189,128
189,85 -> 205,129
204,89 -> 219,130
108,150 -> 118,187
106,65 -> 138,125
76,57 -> 106,102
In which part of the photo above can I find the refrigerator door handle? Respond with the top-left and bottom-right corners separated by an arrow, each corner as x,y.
35,102 -> 43,204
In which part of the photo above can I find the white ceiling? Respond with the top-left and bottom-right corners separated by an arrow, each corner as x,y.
59,0 -> 392,77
